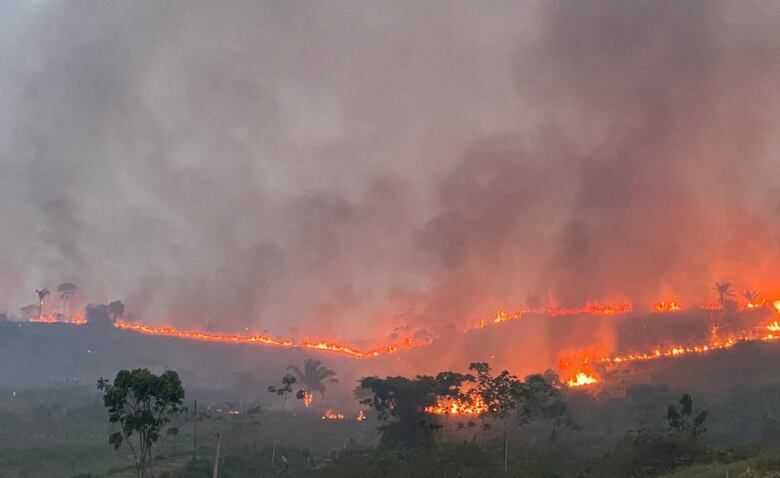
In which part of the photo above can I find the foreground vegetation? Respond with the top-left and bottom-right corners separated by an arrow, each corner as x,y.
6,351 -> 780,477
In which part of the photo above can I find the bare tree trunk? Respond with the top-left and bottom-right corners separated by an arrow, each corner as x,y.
503,424 -> 509,472
193,399 -> 198,461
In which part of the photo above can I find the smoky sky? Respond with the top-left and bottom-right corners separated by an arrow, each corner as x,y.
1,1 -> 779,342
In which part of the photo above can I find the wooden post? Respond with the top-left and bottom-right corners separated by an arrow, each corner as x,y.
212,433 -> 221,478
193,399 -> 197,462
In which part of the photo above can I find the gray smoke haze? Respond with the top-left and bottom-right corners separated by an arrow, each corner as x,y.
1,1 -> 779,342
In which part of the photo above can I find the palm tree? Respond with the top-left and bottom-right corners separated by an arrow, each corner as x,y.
35,288 -> 50,321
743,290 -> 761,307
286,359 -> 338,406
713,282 -> 735,307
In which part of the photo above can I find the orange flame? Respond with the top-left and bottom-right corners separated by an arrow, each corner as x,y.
113,319 -> 427,359
425,394 -> 488,416
303,391 -> 313,408
567,372 -> 599,387
321,409 -> 345,420
652,297 -> 681,312
29,313 -> 86,325
356,410 -> 366,421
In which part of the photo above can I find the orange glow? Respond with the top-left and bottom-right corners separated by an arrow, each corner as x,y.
113,319 -> 427,359
303,391 -> 313,408
29,313 -> 86,325
774,301 -> 780,314
321,409 -> 345,420
467,300 -> 632,331
356,410 -> 366,421
425,394 -> 488,416
601,326 -> 780,366
652,297 -> 681,312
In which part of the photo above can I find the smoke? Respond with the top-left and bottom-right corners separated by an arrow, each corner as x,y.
1,1 -> 779,342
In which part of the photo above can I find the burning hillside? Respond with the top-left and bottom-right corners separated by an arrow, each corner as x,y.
13,287 -> 780,401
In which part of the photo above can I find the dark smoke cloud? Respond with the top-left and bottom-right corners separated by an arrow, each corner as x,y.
1,1 -> 779,342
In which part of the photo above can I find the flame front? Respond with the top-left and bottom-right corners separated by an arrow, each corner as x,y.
113,319 -> 426,359
303,391 -> 313,408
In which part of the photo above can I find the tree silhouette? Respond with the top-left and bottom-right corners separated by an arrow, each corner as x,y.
713,282 -> 735,307
267,374 -> 305,412
286,359 -> 338,405
35,288 -> 50,321
742,289 -> 761,307
107,301 -> 126,321
56,283 -> 78,318
667,393 -> 707,442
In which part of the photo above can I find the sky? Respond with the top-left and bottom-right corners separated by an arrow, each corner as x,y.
1,1 -> 779,343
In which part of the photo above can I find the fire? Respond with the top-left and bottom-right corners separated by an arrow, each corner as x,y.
303,391 -> 313,408
29,313 -> 86,325
567,372 -> 599,387
321,409 -> 345,420
559,351 -> 601,388
356,410 -> 366,421
652,297 -> 681,312
601,325 -> 780,366
468,300 -> 632,331
774,301 -> 780,314
425,394 -> 488,416
113,319 -> 427,359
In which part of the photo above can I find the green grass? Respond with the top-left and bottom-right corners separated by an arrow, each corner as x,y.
0,444 -> 121,478
662,450 -> 780,478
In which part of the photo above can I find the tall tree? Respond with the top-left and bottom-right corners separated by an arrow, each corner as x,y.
713,281 -> 735,307
286,359 -> 338,406
35,288 -> 50,321
470,363 -> 569,472
98,369 -> 185,478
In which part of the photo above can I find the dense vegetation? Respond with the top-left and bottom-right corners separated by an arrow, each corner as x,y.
5,347 -> 780,478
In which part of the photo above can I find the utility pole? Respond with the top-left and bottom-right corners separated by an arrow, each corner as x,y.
193,399 -> 197,462
212,433 -> 221,478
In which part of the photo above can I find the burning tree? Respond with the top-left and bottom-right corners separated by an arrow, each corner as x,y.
357,371 -> 471,449
286,359 -> 338,407
97,369 -> 185,478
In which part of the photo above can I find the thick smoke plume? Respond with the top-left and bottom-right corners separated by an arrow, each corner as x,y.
1,1 -> 779,343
